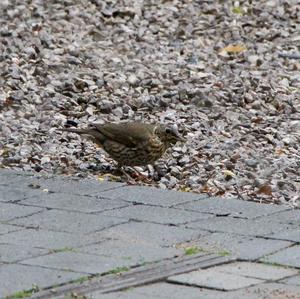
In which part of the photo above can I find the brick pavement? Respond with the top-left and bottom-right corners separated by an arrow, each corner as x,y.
0,169 -> 299,298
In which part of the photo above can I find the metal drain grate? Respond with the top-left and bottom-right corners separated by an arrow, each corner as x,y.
32,253 -> 235,298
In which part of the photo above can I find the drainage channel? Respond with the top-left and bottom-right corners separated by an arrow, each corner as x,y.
32,252 -> 235,298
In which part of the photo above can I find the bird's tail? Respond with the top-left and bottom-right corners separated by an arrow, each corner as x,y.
59,127 -> 105,145
59,128 -> 90,135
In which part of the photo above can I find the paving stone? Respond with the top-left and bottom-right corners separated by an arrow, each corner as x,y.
262,209 -> 300,225
168,268 -> 263,290
89,291 -> 159,299
22,251 -> 135,274
0,243 -> 48,263
0,185 -> 41,202
280,274 -> 300,286
0,263 -> 84,297
214,262 -> 298,280
262,245 -> 300,268
22,192 -> 130,213
88,282 -> 227,299
267,226 -> 300,242
0,223 -> 23,235
127,283 -> 228,299
226,283 -> 300,299
0,169 -> 35,186
193,232 -> 293,260
78,239 -> 181,264
23,176 -> 125,196
186,216 -> 296,237
101,205 -> 213,225
0,228 -> 104,249
0,202 -> 44,221
9,209 -> 127,234
175,197 -> 288,219
99,222 -> 205,247
99,185 -> 205,207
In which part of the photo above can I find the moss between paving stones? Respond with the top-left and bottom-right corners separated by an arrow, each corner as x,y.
5,285 -> 39,299
218,250 -> 231,257
184,246 -> 203,256
5,266 -> 131,299
106,266 -> 130,275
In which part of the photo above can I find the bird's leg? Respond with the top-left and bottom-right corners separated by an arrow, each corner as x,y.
116,165 -> 151,184
130,166 -> 152,183
119,166 -> 137,185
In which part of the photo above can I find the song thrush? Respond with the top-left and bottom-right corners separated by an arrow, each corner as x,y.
62,122 -> 185,167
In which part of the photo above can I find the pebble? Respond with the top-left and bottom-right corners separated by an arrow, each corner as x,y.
0,0 -> 298,206
245,159 -> 259,168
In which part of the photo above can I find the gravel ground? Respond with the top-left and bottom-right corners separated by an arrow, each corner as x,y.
0,0 -> 300,205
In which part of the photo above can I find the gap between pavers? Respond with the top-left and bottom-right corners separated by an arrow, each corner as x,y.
7,209 -> 128,234
87,282 -> 228,299
167,261 -> 299,291
174,197 -> 289,219
0,263 -> 85,298
98,185 -> 206,207
179,232 -> 293,261
261,244 -> 300,268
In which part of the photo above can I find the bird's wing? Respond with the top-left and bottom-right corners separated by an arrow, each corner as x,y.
93,122 -> 156,147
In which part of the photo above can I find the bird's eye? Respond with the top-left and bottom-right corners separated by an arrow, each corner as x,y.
165,128 -> 172,134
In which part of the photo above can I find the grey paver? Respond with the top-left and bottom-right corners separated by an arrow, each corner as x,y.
280,274 -> 300,286
0,185 -> 40,202
77,239 -> 181,264
168,268 -> 263,290
88,282 -> 226,299
0,263 -> 84,297
0,223 -> 23,235
186,216 -> 296,236
1,173 -> 125,195
0,228 -> 104,249
22,251 -> 134,274
99,185 -> 205,207
0,243 -> 48,263
227,283 -> 300,299
262,245 -> 300,268
22,192 -> 130,213
8,209 -> 127,234
89,291 -> 160,299
23,177 -> 125,196
101,205 -> 213,225
214,262 -> 298,280
267,226 -> 300,242
99,222 -> 205,247
262,209 -> 300,225
0,202 -> 44,221
175,197 -> 288,219
194,232 -> 293,260
0,169 -> 35,186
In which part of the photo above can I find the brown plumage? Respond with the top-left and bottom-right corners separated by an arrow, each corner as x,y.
62,122 -> 185,167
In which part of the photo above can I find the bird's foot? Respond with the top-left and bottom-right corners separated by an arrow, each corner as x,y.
117,167 -> 152,184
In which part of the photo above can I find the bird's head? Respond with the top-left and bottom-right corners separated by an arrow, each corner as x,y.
156,124 -> 186,145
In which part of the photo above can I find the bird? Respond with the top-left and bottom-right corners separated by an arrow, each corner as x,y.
61,121 -> 185,168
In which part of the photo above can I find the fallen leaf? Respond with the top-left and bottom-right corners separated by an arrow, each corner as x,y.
219,44 -> 247,56
275,148 -> 287,156
257,184 -> 272,196
223,170 -> 235,178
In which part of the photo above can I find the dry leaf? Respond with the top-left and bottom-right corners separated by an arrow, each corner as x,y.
219,44 -> 247,56
223,170 -> 235,178
275,148 -> 287,156
257,184 -> 272,196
